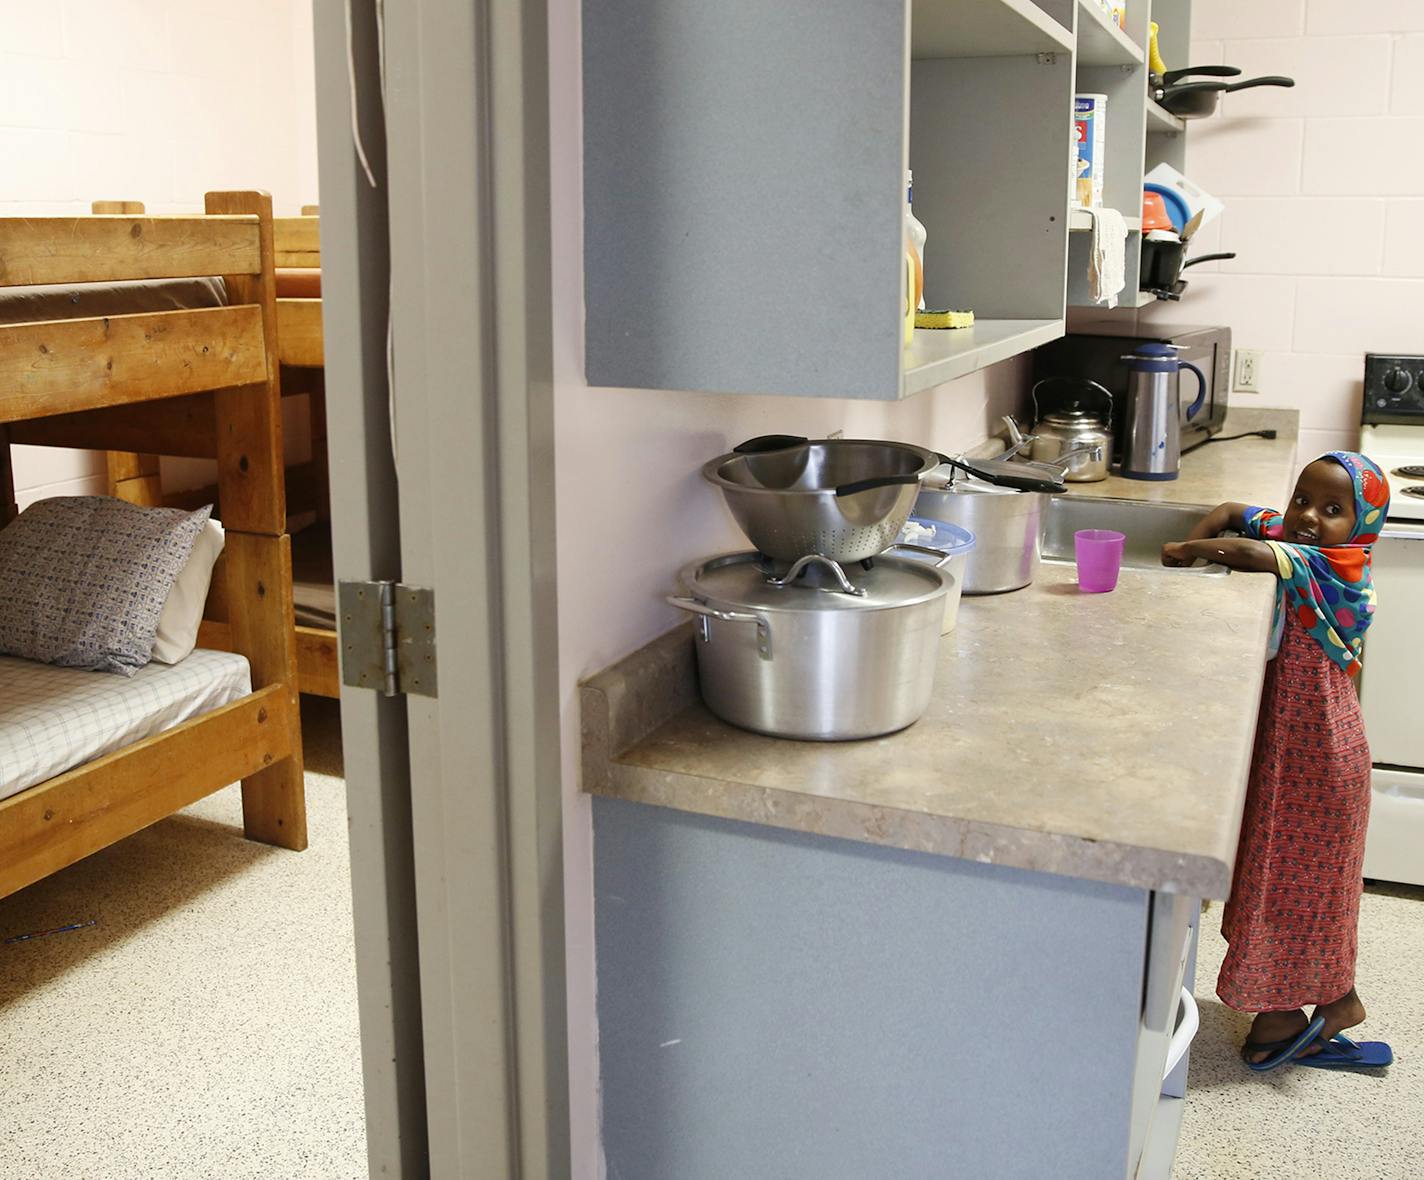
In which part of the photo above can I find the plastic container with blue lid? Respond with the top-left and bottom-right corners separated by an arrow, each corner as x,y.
895,517 -> 976,633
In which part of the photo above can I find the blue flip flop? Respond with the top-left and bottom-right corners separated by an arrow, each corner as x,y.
1243,1015 -> 1326,1072
1294,1033 -> 1394,1070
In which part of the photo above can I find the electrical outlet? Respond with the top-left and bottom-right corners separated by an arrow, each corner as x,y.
1234,349 -> 1262,393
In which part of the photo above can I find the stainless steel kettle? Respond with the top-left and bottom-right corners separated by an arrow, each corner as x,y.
1120,343 -> 1206,481
1028,378 -> 1113,483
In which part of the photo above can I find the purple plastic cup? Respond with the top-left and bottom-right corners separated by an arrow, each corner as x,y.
1074,529 -> 1126,593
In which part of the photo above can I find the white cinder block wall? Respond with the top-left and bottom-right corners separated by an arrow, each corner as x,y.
1168,0 -> 1424,457
0,0 -> 319,507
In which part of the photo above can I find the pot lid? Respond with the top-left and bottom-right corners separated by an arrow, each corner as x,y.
681,551 -> 947,613
945,455 -> 1066,493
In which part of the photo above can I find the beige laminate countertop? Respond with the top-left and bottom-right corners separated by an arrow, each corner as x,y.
1069,408 -> 1302,511
581,410 -> 1301,898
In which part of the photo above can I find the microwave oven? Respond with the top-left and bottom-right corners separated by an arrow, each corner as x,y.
1032,324 -> 1231,459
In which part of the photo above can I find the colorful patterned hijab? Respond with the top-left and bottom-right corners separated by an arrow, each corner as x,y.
1242,452 -> 1390,677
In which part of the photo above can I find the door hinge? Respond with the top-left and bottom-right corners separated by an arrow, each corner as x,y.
338,580 -> 438,698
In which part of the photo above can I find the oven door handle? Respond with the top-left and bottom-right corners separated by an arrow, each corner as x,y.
1378,528 -> 1424,541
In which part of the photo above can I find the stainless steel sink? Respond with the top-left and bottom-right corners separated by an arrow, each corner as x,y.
1042,496 -> 1228,575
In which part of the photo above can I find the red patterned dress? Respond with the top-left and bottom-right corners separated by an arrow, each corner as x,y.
1217,608 -> 1373,1011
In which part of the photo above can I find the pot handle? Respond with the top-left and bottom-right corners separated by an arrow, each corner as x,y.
1180,252 -> 1236,269
666,596 -> 771,659
1161,64 -> 1241,85
764,554 -> 867,596
731,434 -> 808,454
835,473 -> 921,498
888,542 -> 954,569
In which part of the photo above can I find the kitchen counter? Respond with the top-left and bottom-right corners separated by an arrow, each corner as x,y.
582,409 -> 1302,899
1070,407 -> 1300,511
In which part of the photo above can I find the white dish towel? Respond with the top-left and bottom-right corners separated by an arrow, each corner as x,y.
1083,206 -> 1128,307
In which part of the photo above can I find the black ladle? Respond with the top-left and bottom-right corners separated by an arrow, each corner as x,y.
1160,75 -> 1295,119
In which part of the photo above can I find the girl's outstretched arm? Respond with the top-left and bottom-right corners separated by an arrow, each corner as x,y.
1162,537 -> 1278,573
1185,501 -> 1253,542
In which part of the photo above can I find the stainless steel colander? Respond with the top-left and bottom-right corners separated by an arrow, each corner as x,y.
701,436 -> 942,563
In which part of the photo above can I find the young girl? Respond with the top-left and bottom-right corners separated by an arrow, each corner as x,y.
1161,451 -> 1394,1072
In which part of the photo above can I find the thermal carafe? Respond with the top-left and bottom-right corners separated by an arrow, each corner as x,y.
1120,343 -> 1207,481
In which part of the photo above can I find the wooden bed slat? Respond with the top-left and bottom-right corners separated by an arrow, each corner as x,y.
9,391 -> 218,457
273,216 -> 320,268
0,306 -> 267,423
0,685 -> 295,900
295,625 -> 340,698
197,620 -> 339,700
0,215 -> 261,286
276,298 -> 323,366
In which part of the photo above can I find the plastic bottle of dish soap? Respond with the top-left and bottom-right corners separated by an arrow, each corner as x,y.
906,169 -> 927,311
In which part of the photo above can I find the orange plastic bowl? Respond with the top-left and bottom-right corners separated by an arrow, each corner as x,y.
1141,190 -> 1174,233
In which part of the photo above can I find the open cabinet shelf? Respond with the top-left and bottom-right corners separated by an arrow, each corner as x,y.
582,0 -> 1194,401
911,0 -> 1073,58
1069,208 -> 1142,231
1146,100 -> 1186,133
1075,0 -> 1143,67
903,319 -> 1065,396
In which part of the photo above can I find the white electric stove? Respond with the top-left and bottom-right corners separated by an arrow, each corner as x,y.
1358,355 -> 1424,887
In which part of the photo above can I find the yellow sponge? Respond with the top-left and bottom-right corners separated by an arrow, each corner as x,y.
914,308 -> 975,330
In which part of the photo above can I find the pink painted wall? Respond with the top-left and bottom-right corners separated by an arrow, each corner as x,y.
1147,0 -> 1424,457
0,0 -> 319,507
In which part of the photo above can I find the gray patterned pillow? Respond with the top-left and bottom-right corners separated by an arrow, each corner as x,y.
0,497 -> 213,676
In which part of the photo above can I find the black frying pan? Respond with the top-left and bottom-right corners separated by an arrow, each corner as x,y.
1160,75 -> 1295,118
1154,64 -> 1241,95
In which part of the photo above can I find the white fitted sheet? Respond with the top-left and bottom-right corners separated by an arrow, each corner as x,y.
0,649 -> 251,802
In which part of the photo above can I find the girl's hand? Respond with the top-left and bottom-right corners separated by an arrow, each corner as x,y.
1161,541 -> 1193,568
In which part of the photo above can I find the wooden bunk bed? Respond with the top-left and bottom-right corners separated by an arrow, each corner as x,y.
95,202 -> 339,699
0,192 -> 308,899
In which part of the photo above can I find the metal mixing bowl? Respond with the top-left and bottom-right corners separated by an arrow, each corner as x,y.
702,438 -> 941,563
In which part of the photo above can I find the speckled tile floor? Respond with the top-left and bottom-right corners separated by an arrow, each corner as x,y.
0,698 -> 365,1180
1174,885 -> 1424,1179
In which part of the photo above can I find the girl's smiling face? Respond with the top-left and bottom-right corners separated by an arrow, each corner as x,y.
1282,459 -> 1356,546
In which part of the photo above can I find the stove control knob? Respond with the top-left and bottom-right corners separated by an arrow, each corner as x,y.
1384,367 -> 1413,395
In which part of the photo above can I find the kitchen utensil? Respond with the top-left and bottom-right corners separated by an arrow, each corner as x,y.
1159,64 -> 1241,88
914,479 -> 1043,595
703,436 -> 943,563
1029,378 -> 1114,483
1141,191 -> 1174,233
1159,75 -> 1295,119
1140,234 -> 1236,296
942,453 -> 1068,494
1120,343 -> 1207,480
1074,529 -> 1126,593
895,517 -> 975,633
1143,182 -> 1192,233
667,549 -> 950,740
1179,208 -> 1204,242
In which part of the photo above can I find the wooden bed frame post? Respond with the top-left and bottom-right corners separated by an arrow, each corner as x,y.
0,425 -> 16,525
91,201 -> 165,508
206,190 -> 308,852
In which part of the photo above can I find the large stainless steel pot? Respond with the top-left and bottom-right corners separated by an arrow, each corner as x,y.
702,436 -> 943,563
667,550 -> 948,741
914,481 -> 1043,594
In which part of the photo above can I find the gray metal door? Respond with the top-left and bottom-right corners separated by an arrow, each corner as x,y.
312,1 -> 568,1176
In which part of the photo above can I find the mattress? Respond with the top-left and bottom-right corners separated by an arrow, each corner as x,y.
0,648 -> 251,802
0,277 -> 228,324
291,523 -> 335,630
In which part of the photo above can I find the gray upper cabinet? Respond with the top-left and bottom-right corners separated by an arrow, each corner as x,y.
584,0 -> 1189,400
